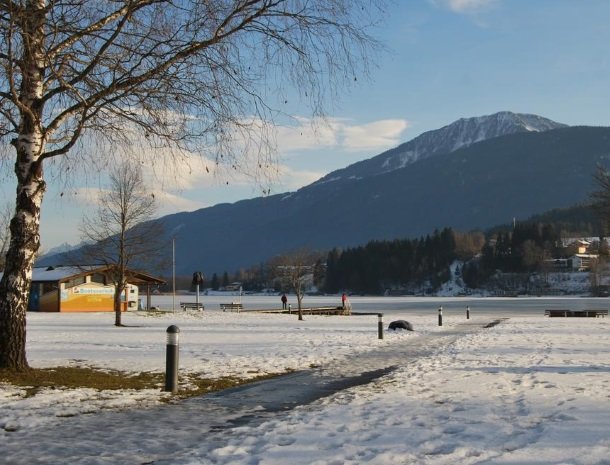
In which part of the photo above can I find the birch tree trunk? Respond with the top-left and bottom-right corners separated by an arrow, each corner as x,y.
0,145 -> 45,370
0,0 -> 46,370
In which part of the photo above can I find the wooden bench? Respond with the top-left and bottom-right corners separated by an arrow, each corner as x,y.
545,309 -> 607,318
180,302 -> 204,311
220,302 -> 243,312
578,309 -> 608,318
544,309 -> 571,317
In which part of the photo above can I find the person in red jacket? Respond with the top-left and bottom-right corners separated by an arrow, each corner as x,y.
341,293 -> 347,309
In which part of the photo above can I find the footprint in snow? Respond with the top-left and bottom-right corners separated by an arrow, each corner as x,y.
276,436 -> 296,446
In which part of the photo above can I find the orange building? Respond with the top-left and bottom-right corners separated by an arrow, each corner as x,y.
25,266 -> 165,312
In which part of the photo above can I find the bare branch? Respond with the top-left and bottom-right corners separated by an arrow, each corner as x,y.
0,0 -> 385,369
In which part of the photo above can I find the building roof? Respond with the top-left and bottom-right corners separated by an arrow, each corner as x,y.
1,265 -> 165,285
33,266 -> 95,282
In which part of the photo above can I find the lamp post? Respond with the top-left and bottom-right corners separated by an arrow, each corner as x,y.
172,237 -> 176,313
193,272 -> 204,309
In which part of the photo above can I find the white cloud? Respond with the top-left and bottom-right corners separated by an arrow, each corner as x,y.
274,117 -> 339,152
153,190 -> 207,216
179,115 -> 411,193
140,152 -> 217,191
65,185 -> 206,218
340,119 -> 410,151
275,165 -> 325,193
275,117 -> 410,154
60,115 -> 409,196
431,0 -> 498,14
63,187 -> 102,206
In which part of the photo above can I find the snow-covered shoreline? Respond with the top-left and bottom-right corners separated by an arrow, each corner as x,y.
1,296 -> 609,464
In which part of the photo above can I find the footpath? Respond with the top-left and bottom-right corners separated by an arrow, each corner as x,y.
1,319 -> 501,465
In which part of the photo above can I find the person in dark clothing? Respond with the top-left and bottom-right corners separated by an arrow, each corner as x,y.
281,294 -> 287,309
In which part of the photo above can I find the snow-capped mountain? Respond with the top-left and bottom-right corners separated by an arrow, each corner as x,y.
312,111 -> 566,186
43,113 -> 607,276
40,241 -> 84,258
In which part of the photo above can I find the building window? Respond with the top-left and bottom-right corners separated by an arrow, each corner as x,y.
91,273 -> 107,285
65,276 -> 86,289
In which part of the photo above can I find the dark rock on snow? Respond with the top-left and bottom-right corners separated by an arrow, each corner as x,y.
388,320 -> 414,331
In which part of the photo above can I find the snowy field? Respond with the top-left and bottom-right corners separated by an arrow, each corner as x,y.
1,296 -> 609,464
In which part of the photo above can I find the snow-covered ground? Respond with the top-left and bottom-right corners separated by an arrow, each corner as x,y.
1,296 -> 609,464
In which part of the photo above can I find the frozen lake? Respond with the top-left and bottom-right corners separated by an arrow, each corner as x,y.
151,294 -> 610,317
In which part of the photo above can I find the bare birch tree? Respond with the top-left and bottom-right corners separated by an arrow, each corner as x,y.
274,248 -> 320,321
591,165 -> 610,234
79,161 -> 162,327
0,0 -> 383,370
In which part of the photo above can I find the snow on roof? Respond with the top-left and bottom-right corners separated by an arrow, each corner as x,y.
31,266 -> 100,282
1,265 -> 165,284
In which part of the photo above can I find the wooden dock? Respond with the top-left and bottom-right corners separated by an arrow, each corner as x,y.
250,306 -> 351,316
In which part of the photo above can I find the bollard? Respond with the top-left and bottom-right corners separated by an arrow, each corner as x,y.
288,303 -> 292,314
165,325 -> 180,393
378,313 -> 384,339
466,306 -> 470,320
438,306 -> 443,327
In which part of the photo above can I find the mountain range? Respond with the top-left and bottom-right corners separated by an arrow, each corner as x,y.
41,111 -> 610,275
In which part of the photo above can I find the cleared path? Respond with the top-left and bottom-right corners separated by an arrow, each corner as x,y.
2,319 -> 501,465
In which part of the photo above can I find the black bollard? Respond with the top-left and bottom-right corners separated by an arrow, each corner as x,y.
378,313 -> 384,339
165,325 -> 180,393
438,306 -> 443,327
466,306 -> 470,319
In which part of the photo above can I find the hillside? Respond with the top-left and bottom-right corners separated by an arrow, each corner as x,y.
40,115 -> 610,275
152,126 -> 610,274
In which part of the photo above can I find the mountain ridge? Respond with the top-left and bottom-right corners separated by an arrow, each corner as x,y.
154,125 -> 609,274
41,115 -> 610,276
310,111 -> 566,189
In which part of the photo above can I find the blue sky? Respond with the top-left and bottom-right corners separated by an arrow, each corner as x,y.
4,0 -> 610,251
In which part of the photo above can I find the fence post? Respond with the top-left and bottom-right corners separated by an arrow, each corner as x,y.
378,313 -> 384,339
438,306 -> 443,327
466,305 -> 470,319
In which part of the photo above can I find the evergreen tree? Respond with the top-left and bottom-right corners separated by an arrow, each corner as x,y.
211,273 -> 220,291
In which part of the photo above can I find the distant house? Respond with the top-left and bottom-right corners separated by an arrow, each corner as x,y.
571,240 -> 598,271
570,254 -> 598,272
546,258 -> 572,271
576,240 -> 591,255
223,282 -> 243,292
18,266 -> 165,312
544,239 -> 601,272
